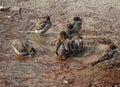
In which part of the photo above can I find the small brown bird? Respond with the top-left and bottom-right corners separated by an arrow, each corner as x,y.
92,44 -> 119,66
27,16 -> 52,35
55,31 -> 70,60
72,17 -> 82,34
10,39 -> 36,58
68,34 -> 84,56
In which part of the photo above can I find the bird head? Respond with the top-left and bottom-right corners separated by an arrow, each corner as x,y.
73,17 -> 82,21
46,16 -> 50,20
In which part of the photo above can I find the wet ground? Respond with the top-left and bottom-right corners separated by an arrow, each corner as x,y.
0,1 -> 120,87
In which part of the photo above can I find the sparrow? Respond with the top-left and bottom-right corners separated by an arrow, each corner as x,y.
92,44 -> 118,66
10,39 -> 36,57
72,17 -> 82,34
27,16 -> 52,35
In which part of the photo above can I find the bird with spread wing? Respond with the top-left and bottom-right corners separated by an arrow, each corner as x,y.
10,39 -> 36,58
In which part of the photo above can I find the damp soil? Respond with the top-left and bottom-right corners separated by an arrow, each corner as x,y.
0,0 -> 120,87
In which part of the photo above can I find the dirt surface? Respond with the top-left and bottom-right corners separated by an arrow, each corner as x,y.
0,0 -> 120,87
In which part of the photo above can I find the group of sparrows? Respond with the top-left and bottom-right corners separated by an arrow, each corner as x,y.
10,16 -> 52,58
55,17 -> 83,60
11,16 -> 82,58
10,16 -> 119,66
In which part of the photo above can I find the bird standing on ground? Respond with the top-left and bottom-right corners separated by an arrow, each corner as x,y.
72,17 -> 82,34
27,16 -> 52,35
55,31 -> 70,60
92,44 -> 119,66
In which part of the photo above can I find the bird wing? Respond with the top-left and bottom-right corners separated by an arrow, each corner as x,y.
11,44 -> 21,54
32,21 -> 46,30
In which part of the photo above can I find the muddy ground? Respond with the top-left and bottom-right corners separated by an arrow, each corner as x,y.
0,0 -> 120,87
